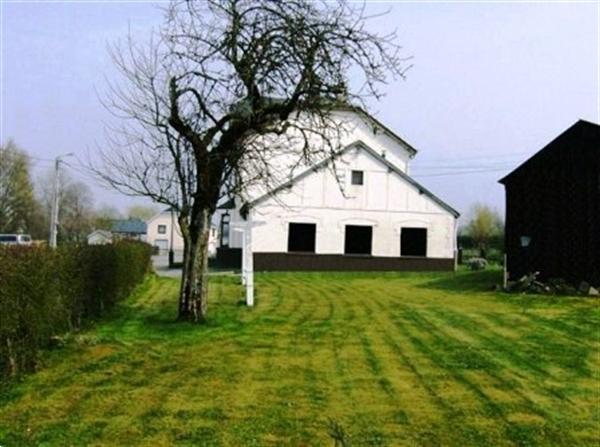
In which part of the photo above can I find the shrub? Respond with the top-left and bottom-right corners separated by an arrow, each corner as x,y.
0,241 -> 151,379
467,257 -> 488,271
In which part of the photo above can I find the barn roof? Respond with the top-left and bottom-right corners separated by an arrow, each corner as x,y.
334,105 -> 418,157
111,218 -> 147,234
247,140 -> 460,217
499,119 -> 600,185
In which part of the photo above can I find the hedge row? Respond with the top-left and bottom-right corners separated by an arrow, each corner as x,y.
0,241 -> 152,379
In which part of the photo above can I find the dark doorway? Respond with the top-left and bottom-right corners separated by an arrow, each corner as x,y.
288,223 -> 316,252
345,225 -> 372,255
401,227 -> 427,257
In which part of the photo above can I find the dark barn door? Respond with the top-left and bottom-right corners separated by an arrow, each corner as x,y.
401,228 -> 427,257
344,225 -> 373,255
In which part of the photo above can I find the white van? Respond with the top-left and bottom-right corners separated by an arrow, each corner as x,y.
0,234 -> 33,246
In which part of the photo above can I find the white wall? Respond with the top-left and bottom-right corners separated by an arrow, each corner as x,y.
147,211 -> 184,251
147,210 -> 219,256
242,147 -> 456,258
239,110 -> 415,203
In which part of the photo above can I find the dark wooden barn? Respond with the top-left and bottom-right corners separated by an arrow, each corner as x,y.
499,120 -> 599,286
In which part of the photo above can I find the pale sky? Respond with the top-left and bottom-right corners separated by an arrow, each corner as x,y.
1,1 -> 599,219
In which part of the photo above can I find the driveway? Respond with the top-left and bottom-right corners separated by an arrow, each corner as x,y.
152,253 -> 238,278
152,254 -> 182,278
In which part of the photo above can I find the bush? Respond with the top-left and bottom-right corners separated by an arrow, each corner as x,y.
467,257 -> 488,271
0,241 -> 151,379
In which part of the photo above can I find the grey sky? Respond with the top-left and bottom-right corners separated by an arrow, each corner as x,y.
1,1 -> 598,219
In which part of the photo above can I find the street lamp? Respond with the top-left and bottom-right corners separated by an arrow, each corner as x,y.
48,153 -> 74,248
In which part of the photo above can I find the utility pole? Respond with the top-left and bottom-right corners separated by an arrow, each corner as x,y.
48,153 -> 73,248
169,207 -> 175,267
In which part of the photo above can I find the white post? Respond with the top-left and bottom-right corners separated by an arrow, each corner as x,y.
240,228 -> 247,286
244,220 -> 254,306
48,158 -> 60,248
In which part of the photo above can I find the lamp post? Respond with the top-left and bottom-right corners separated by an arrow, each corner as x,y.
48,153 -> 74,248
169,208 -> 175,267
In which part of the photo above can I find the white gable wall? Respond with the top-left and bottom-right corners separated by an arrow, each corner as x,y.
226,147 -> 456,259
333,110 -> 413,173
240,110 -> 414,203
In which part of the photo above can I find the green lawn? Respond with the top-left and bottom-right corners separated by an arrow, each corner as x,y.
1,270 -> 599,446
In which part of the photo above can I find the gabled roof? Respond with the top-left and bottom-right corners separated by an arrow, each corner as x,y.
248,140 -> 459,218
146,208 -> 173,224
499,119 -> 600,185
334,105 -> 418,157
111,218 -> 147,234
88,229 -> 112,239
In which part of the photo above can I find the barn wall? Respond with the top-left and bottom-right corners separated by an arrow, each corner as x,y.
248,148 -> 457,259
254,253 -> 454,272
503,122 -> 599,285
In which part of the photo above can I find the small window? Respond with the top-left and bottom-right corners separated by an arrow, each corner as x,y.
345,225 -> 372,255
287,223 -> 316,252
401,228 -> 427,257
157,224 -> 167,234
351,170 -> 364,185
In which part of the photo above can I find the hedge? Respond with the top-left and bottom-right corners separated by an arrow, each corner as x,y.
0,241 -> 152,379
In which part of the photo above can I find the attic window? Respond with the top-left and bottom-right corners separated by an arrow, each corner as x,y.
157,225 -> 167,234
351,170 -> 364,185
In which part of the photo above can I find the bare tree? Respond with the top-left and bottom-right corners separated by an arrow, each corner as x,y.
466,203 -> 503,259
95,0 -> 408,322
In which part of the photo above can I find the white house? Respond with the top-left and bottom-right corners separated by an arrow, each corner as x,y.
215,106 -> 460,271
146,209 -> 218,257
87,229 -> 113,245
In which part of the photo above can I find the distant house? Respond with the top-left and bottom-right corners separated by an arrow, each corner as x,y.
111,218 -> 147,241
146,209 -> 218,256
87,229 -> 112,245
499,120 -> 599,286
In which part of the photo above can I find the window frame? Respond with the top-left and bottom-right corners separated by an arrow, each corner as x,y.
351,170 -> 364,186
157,224 -> 167,235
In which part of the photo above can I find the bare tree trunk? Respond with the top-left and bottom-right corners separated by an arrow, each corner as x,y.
178,209 -> 211,323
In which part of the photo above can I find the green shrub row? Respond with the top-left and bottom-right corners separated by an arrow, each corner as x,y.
0,241 -> 152,379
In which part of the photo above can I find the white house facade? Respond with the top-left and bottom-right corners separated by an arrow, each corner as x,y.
215,108 -> 460,271
146,209 -> 218,257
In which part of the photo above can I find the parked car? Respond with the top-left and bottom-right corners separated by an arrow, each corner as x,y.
0,234 -> 33,245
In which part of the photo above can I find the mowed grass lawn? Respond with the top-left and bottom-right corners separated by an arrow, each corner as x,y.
1,270 -> 599,446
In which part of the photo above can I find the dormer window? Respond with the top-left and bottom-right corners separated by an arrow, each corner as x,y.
351,170 -> 364,185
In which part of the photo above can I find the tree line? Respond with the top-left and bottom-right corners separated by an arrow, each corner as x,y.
0,140 -> 157,242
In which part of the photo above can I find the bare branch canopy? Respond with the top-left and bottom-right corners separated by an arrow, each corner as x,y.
94,0 -> 409,322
